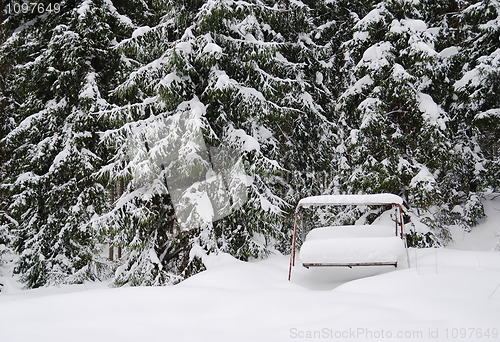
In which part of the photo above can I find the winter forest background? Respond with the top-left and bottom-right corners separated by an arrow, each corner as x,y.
0,0 -> 498,288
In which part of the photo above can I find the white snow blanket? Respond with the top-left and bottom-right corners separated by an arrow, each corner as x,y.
297,193 -> 403,211
1,196 -> 499,342
300,225 -> 405,265
305,224 -> 397,239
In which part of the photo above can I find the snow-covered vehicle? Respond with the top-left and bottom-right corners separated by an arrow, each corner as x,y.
288,194 -> 409,280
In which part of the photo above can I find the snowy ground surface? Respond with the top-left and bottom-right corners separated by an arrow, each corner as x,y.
1,195 -> 499,342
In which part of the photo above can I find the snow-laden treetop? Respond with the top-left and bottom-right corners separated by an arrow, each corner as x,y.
296,193 -> 403,212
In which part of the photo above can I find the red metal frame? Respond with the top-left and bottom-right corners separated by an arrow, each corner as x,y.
288,211 -> 299,281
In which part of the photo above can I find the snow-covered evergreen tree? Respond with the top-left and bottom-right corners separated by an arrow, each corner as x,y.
429,0 -> 499,230
334,0 -> 456,243
0,0 -> 135,287
449,0 -> 500,196
92,0 -> 343,285
333,0 -> 499,242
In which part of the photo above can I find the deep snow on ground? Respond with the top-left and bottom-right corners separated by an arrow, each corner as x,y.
0,196 -> 499,342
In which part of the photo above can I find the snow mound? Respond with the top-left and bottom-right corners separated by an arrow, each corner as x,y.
390,18 -> 427,34
297,193 -> 403,209
359,42 -> 392,69
203,42 -> 222,54
132,26 -> 151,39
300,237 -> 405,265
417,92 -> 447,130
1,249 -> 500,342
306,225 -> 396,240
439,46 -> 459,58
299,224 -> 405,265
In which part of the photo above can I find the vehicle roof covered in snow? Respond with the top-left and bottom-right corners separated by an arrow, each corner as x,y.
296,193 -> 403,212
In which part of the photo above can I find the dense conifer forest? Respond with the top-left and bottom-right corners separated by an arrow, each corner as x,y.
0,0 -> 498,287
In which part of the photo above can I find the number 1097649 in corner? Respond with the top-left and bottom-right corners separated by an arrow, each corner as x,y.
443,328 -> 499,340
4,2 -> 61,15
